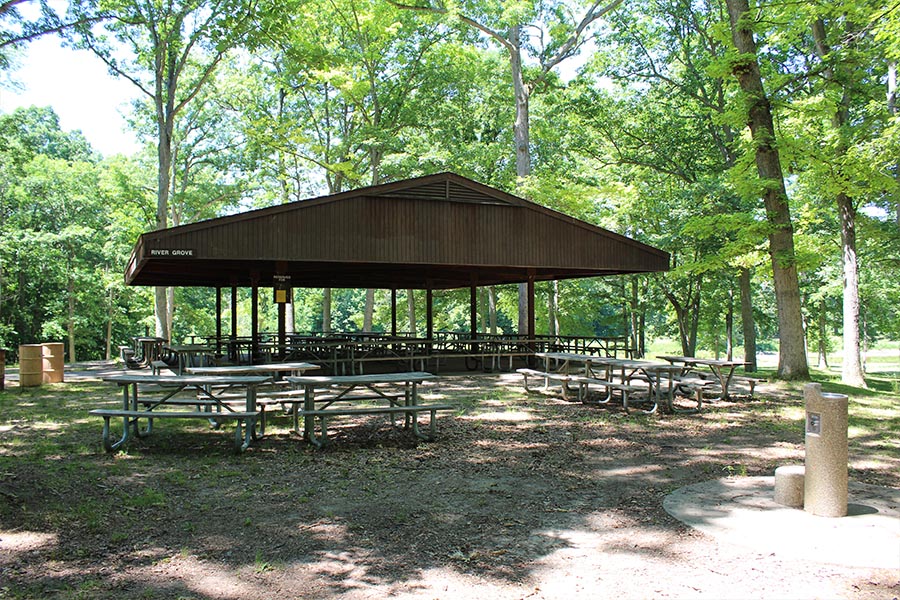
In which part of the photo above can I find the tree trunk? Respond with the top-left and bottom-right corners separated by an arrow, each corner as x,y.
739,268 -> 757,371
549,281 -> 559,337
166,286 -> 175,342
286,289 -> 295,334
407,290 -> 416,336
153,98 -> 174,342
67,267 -> 76,363
812,18 -> 865,387
861,313 -> 868,373
638,305 -> 646,358
889,63 -> 899,226
488,286 -> 498,335
322,288 -> 332,333
363,289 -> 375,332
817,298 -> 829,368
838,192 -> 866,385
629,277 -> 640,357
726,0 -> 809,380
480,288 -> 487,334
106,283 -> 114,361
509,23 -> 532,337
726,286 -> 734,361
664,278 -> 701,357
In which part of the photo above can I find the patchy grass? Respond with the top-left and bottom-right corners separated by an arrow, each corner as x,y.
0,369 -> 897,599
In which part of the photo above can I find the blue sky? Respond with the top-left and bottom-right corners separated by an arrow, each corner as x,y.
0,35 -> 142,156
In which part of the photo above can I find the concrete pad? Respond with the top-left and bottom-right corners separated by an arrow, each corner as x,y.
664,476 -> 900,570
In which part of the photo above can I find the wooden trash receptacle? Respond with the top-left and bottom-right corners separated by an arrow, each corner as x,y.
19,344 -> 44,387
42,342 -> 64,383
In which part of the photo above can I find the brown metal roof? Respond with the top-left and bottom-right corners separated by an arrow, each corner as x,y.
125,172 -> 669,289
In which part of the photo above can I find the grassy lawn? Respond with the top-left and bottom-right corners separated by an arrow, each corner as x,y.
0,365 -> 897,599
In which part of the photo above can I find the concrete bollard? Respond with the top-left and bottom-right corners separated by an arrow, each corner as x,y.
774,465 -> 805,508
803,383 -> 848,517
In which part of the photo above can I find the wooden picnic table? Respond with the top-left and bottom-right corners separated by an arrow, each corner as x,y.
285,371 -> 452,448
92,373 -> 272,452
657,356 -> 749,401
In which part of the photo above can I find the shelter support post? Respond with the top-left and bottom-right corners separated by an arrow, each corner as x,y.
470,285 -> 478,340
426,288 -> 434,349
230,286 -> 238,362
215,287 -> 222,357
527,276 -> 535,350
391,289 -> 398,336
277,301 -> 286,360
251,278 -> 259,364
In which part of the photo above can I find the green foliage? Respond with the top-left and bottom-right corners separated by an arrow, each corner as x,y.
0,106 -> 153,357
1,0 -> 897,363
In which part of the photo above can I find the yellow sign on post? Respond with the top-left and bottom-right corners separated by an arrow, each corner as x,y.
273,274 -> 291,304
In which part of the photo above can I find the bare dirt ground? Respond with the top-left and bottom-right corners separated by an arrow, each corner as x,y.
1,369 -> 898,599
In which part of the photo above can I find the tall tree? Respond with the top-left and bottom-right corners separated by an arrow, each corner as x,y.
587,0 -> 765,368
390,0 -> 622,336
67,0 -> 265,341
724,0 -> 809,379
810,15 -> 866,386
0,0 -> 108,69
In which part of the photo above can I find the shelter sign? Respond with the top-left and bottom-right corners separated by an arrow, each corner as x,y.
149,248 -> 195,257
274,275 -> 292,304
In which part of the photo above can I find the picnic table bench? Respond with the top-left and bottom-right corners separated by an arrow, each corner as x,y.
285,372 -> 453,448
88,408 -> 260,453
92,374 -> 271,453
568,375 -> 653,413
516,368 -> 575,399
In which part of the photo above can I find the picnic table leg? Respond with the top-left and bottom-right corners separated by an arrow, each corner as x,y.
409,382 -> 435,441
408,381 -> 419,433
709,366 -> 735,401
721,366 -> 738,400
300,385 -> 313,438
127,383 -> 154,438
661,375 -> 676,413
233,415 -> 254,453
247,383 -> 263,440
100,414 -> 132,452
402,382 -> 412,429
623,388 -> 657,415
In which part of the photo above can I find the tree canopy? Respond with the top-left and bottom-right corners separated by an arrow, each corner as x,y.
1,0 -> 897,382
